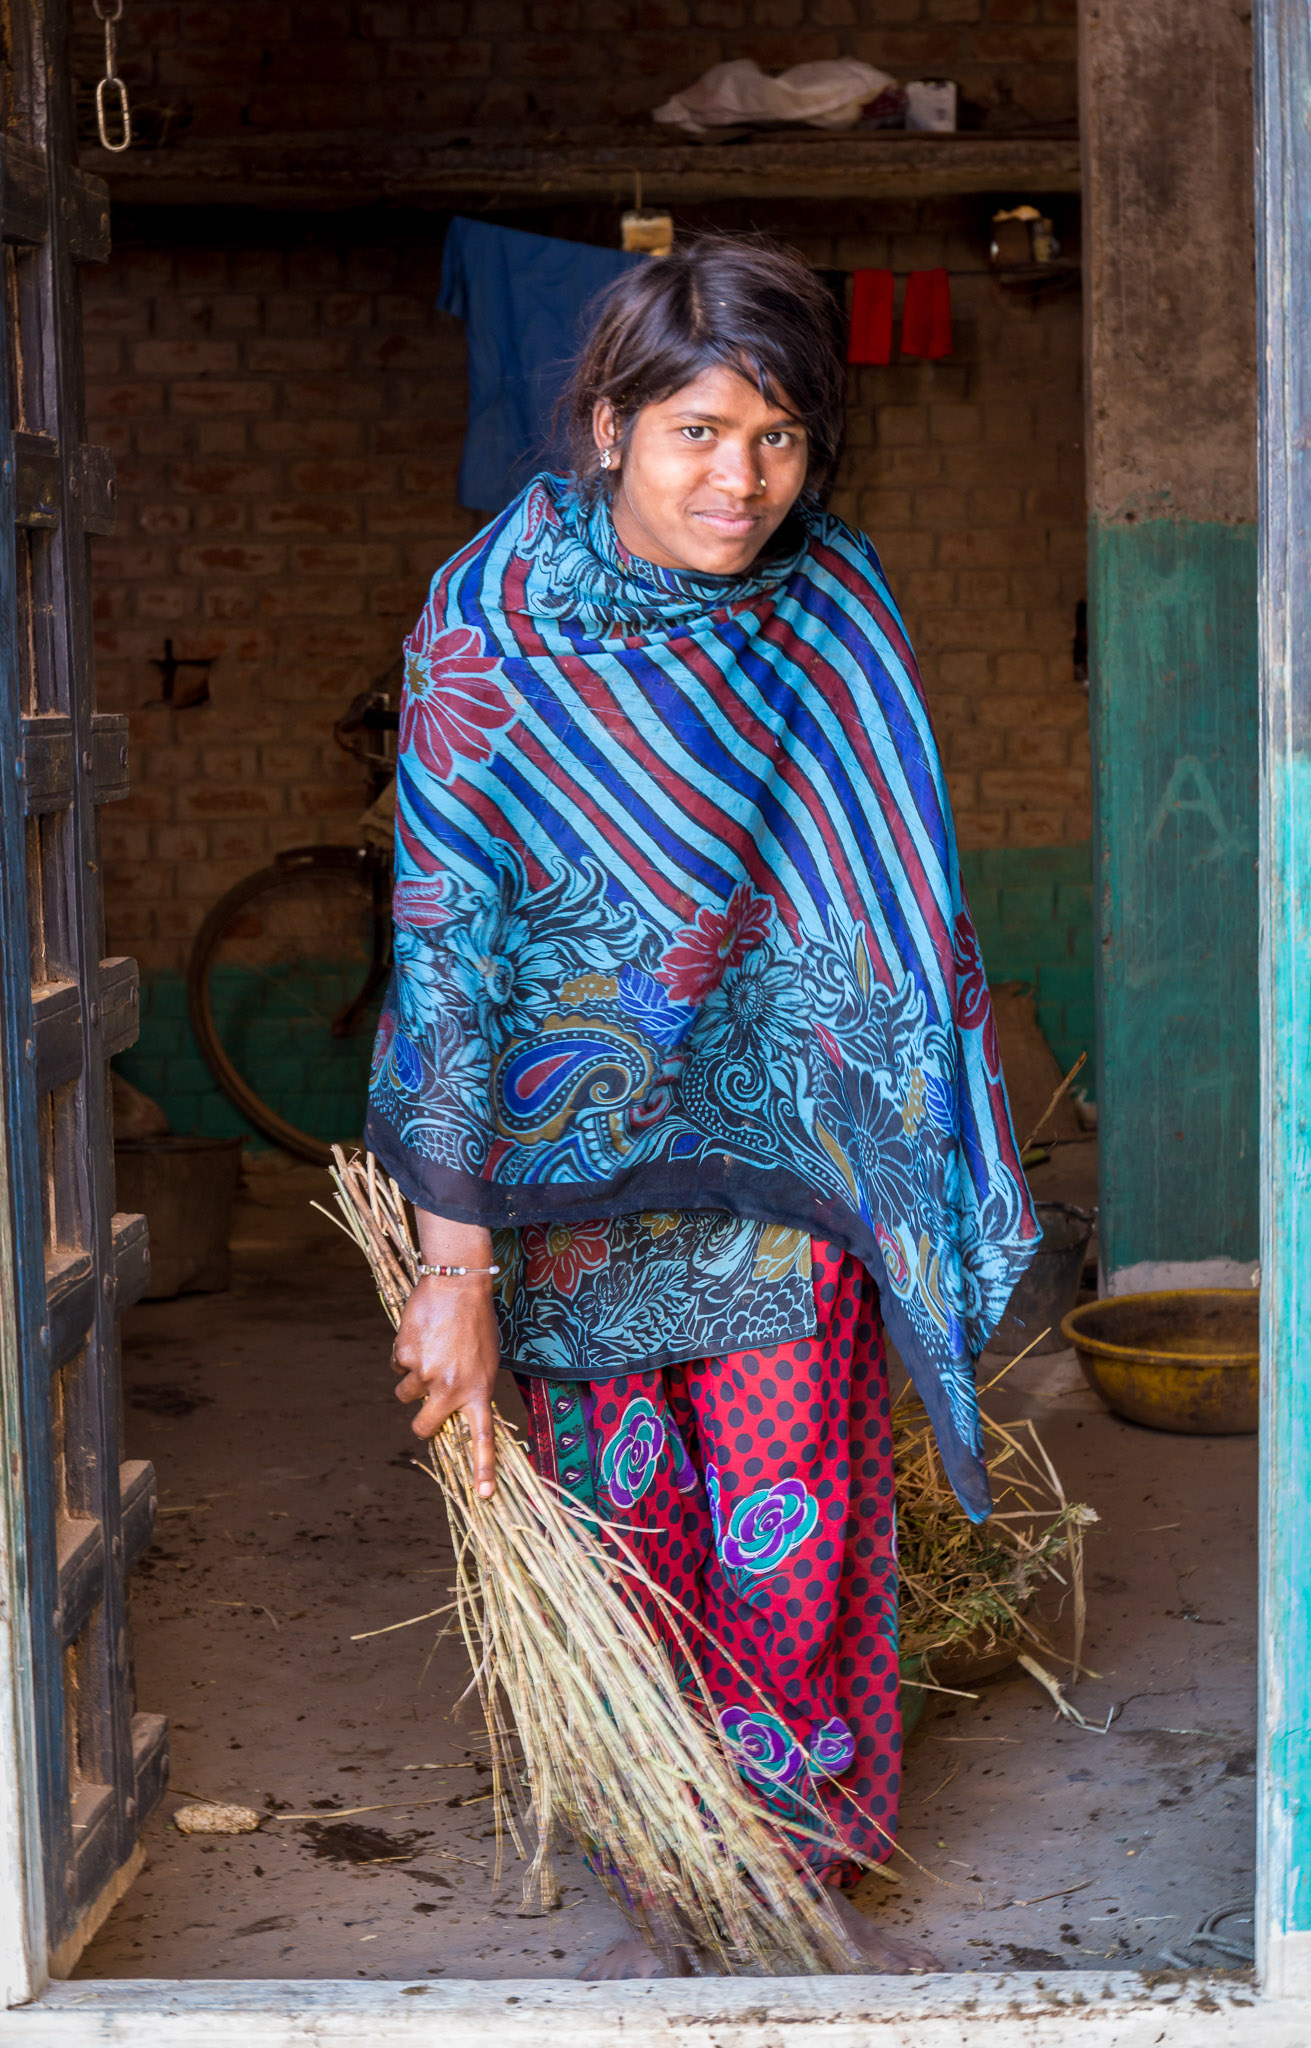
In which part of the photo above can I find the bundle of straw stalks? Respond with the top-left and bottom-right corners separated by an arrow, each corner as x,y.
322,1147 -> 861,1977
893,1385 -> 1097,1683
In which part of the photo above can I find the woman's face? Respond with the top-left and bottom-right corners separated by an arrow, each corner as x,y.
593,362 -> 809,577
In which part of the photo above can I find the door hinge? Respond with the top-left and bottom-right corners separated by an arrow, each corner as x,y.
91,713 -> 129,801
31,979 -> 82,1093
17,711 -> 130,811
81,445 -> 117,536
99,956 -> 140,1058
56,1515 -> 103,1647
17,713 -> 73,814
44,1248 -> 95,1370
120,1459 -> 157,1574
111,1211 -> 150,1312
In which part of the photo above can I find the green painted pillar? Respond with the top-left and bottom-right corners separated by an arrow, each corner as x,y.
1082,0 -> 1260,1290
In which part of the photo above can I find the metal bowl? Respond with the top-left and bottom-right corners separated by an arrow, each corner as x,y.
1060,1289 -> 1258,1435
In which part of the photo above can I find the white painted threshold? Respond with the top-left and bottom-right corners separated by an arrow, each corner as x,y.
0,1971 -> 1290,2045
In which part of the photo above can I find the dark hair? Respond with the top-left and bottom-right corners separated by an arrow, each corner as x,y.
565,233 -> 845,499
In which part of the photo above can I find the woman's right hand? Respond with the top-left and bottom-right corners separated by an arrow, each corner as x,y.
391,1272 -> 502,1497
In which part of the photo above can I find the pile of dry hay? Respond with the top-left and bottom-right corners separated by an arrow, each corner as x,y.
894,1381 -> 1097,1686
324,1148 -> 867,1977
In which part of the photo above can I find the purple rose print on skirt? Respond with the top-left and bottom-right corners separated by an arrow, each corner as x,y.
720,1707 -> 807,1791
720,1477 -> 819,1576
664,1416 -> 700,1495
809,1715 -> 856,1775
598,1395 -> 666,1509
705,1460 -> 724,1548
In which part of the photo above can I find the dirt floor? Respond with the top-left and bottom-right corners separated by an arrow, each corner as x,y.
77,1139 -> 1255,1982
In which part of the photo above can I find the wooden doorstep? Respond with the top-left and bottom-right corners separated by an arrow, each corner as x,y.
0,1971 -> 1285,2043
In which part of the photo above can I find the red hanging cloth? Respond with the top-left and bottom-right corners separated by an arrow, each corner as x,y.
846,269 -> 895,365
901,268 -> 952,359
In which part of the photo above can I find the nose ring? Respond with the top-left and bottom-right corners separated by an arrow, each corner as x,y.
758,476 -> 766,490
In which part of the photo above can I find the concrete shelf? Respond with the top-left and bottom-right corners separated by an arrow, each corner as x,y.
78,130 -> 1082,211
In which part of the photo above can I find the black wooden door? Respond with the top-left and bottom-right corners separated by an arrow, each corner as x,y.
0,0 -> 165,1965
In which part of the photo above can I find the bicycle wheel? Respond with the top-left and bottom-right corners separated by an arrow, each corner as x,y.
187,847 -> 391,1165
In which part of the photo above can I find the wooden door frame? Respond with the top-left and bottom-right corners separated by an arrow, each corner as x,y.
1254,0 -> 1311,2002
0,1080 -> 45,2008
1,0 -> 1306,2034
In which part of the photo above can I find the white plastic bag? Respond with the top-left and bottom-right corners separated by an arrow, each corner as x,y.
653,58 -> 896,137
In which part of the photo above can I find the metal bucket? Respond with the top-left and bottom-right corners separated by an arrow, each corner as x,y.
988,1201 -> 1094,1357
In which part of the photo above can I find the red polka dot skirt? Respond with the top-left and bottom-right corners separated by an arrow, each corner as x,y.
518,1238 -> 900,1886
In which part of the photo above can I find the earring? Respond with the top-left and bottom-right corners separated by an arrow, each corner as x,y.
599,450 -> 612,470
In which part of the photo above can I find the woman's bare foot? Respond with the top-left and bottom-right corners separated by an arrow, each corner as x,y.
829,1889 -> 939,1973
578,1933 -> 693,1980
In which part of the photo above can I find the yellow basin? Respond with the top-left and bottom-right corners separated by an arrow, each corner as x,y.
1060,1289 -> 1258,1436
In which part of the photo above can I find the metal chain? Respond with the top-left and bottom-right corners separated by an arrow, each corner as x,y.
92,0 -> 132,153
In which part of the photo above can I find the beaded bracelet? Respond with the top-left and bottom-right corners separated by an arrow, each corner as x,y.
416,1260 -> 502,1279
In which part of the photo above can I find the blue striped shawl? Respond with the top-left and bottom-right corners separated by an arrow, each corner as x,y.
366,475 -> 1037,1517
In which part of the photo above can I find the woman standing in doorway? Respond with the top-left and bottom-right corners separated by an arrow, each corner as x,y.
368,236 -> 1035,1977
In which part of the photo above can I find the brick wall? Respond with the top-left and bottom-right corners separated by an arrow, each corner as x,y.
810,206 -> 1087,854
75,2 -> 1077,147
87,212 -> 478,990
86,201 -> 1090,1130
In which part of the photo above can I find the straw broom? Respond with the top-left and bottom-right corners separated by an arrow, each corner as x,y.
321,1147 -> 864,1976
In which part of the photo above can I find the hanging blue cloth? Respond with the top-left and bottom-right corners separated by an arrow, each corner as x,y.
438,218 -> 645,514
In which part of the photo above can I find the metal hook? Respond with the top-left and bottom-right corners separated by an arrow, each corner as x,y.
93,0 -> 132,152
96,72 -> 131,152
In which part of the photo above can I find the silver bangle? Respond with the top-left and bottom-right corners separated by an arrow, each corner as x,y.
416,1261 -> 501,1279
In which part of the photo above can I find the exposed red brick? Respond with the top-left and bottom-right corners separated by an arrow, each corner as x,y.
381,36 -> 494,74
87,382 -> 165,418
253,420 -> 364,456
177,544 -> 285,577
171,461 -> 278,494
980,767 -> 1088,806
171,381 -> 277,416
255,499 -> 363,535
192,502 -> 250,536
134,339 -> 239,376
258,581 -> 368,619
971,22 -> 1075,60
245,337 -> 357,374
201,587 -> 257,621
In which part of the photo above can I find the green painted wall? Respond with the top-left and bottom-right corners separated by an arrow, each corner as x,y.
115,976 -> 254,1142
960,843 -> 1095,1093
117,848 -> 1096,1142
114,970 -> 377,1146
1091,517 -> 1259,1277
